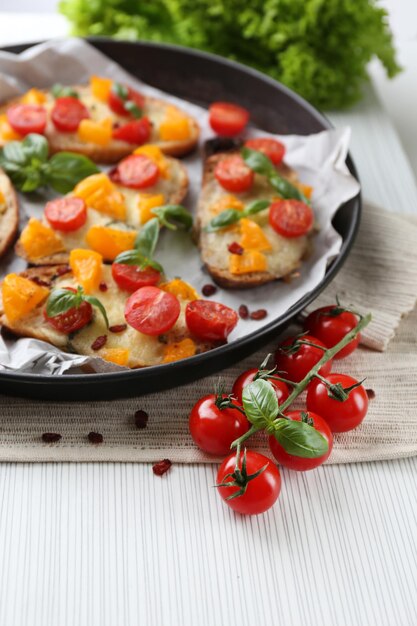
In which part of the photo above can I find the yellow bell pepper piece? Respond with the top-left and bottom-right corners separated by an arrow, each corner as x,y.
101,348 -> 129,366
0,114 -> 21,141
90,76 -> 113,102
163,338 -> 196,363
20,218 -> 65,261
73,173 -> 126,220
210,194 -> 244,215
78,118 -> 112,146
133,145 -> 171,179
229,250 -> 268,275
298,184 -> 313,200
138,193 -> 165,224
239,218 -> 272,252
2,273 -> 49,323
160,278 -> 199,301
69,249 -> 103,293
159,106 -> 191,141
21,88 -> 46,105
85,226 -> 136,262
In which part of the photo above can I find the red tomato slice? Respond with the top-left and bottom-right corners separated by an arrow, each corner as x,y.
112,117 -> 151,145
244,137 -> 286,165
7,104 -> 47,136
45,197 -> 87,232
108,85 -> 145,117
124,286 -> 180,336
44,288 -> 92,334
112,263 -> 161,292
269,199 -> 314,238
109,154 -> 160,189
51,97 -> 90,132
209,102 -> 250,137
185,300 -> 238,342
214,155 -> 254,193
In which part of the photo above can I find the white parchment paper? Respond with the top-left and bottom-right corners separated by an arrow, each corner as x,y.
0,39 -> 360,374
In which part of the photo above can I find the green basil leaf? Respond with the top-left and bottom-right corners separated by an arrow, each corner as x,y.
152,205 -> 193,231
84,296 -> 109,328
44,152 -> 99,193
114,249 -> 164,274
205,208 -> 242,233
134,217 -> 160,258
243,199 -> 270,216
2,141 -> 26,165
20,168 -> 43,192
22,133 -> 49,162
242,379 -> 279,428
46,288 -> 78,318
241,146 -> 275,177
124,100 -> 142,118
112,82 -> 128,100
270,174 -> 309,204
273,419 -> 329,458
51,83 -> 79,99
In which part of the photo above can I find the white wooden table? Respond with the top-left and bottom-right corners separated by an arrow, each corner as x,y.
0,12 -> 416,626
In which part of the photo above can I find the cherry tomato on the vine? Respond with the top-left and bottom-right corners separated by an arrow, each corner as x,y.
304,305 -> 360,359
209,102 -> 249,137
307,373 -> 369,433
269,410 -> 333,471
232,368 -> 290,406
189,394 -> 249,456
275,334 -> 332,383
217,451 -> 281,515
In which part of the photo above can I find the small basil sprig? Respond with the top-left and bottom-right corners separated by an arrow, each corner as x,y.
205,199 -> 270,233
151,204 -> 193,231
241,146 -> 310,205
0,134 -> 99,193
46,286 -> 109,328
111,82 -> 142,118
51,84 -> 79,99
242,378 -> 328,458
114,217 -> 164,273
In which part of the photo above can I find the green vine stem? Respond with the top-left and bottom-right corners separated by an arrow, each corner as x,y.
230,312 -> 372,449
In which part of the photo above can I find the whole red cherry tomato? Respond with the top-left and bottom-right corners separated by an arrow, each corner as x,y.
209,102 -> 250,137
51,97 -> 89,132
269,410 -> 333,471
7,104 -> 46,136
185,300 -> 238,342
112,117 -> 151,145
112,263 -> 161,292
269,199 -> 314,238
109,154 -> 159,189
214,155 -> 254,193
275,334 -> 332,383
44,288 -> 92,333
232,368 -> 290,405
189,394 -> 249,456
244,137 -> 285,165
125,286 -> 180,336
307,373 -> 369,433
304,305 -> 360,359
45,197 -> 87,232
217,450 -> 281,515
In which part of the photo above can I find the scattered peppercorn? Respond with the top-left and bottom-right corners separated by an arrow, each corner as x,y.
250,309 -> 268,320
228,241 -> 244,255
152,459 -> 172,476
109,324 -> 127,333
134,409 -> 149,429
88,431 -> 104,444
91,335 -> 107,351
366,389 -> 376,399
99,282 -> 108,292
202,283 -> 217,297
42,432 -> 62,443
238,304 -> 249,319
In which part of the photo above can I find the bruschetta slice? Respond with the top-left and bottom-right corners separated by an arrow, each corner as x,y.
0,168 -> 19,259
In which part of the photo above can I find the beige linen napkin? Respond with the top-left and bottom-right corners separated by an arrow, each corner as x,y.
0,203 -> 416,464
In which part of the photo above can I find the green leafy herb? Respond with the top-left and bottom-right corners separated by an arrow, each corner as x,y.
242,379 -> 279,429
51,83 -> 79,99
112,82 -> 129,100
60,0 -> 400,110
114,249 -> 164,273
134,217 -> 160,258
151,205 -> 193,231
272,419 -> 328,458
124,100 -> 142,118
205,199 -> 270,233
43,152 -> 99,193
46,286 -> 109,328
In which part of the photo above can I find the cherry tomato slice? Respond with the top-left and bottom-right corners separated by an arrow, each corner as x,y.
44,197 -> 87,232
209,102 -> 250,137
44,288 -> 92,334
244,138 -> 286,165
7,104 -> 46,136
108,85 -> 145,117
109,154 -> 159,189
112,117 -> 151,145
232,368 -> 290,406
304,305 -> 360,359
185,300 -> 238,342
307,373 -> 369,433
269,410 -> 333,471
214,155 -> 254,193
275,334 -> 332,383
124,286 -> 180,336
112,263 -> 161,292
51,97 -> 90,133
217,451 -> 281,515
189,394 -> 249,456
269,199 -> 314,238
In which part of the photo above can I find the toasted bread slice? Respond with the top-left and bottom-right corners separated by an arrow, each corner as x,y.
0,86 -> 199,162
0,168 -> 19,259
0,265 -> 214,368
195,140 -> 311,289
16,153 -> 189,266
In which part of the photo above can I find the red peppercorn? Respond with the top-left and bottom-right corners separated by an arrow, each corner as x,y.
134,409 -> 149,429
366,389 -> 376,399
99,282 -> 108,292
238,304 -> 249,319
250,309 -> 268,320
228,241 -> 244,255
91,335 -> 107,351
88,432 -> 103,444
152,459 -> 172,476
202,284 -> 217,297
42,433 -> 62,443
109,324 -> 127,333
